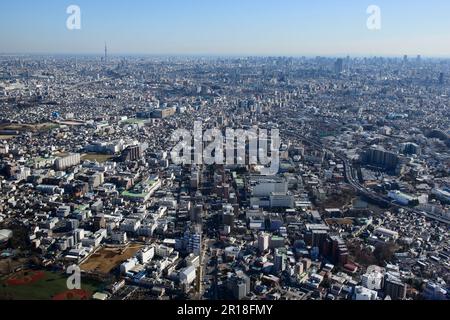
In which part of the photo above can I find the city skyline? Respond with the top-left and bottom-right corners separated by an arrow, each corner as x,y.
0,0 -> 449,306
1,0 -> 450,57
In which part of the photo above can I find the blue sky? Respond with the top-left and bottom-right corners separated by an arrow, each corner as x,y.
0,0 -> 449,56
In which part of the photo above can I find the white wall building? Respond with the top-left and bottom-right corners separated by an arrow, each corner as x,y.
155,244 -> 174,258
180,265 -> 196,285
55,153 -> 81,171
374,227 -> 399,241
258,232 -> 269,252
362,271 -> 384,290
251,178 -> 288,197
353,286 -> 378,300
138,246 -> 155,264
388,190 -> 418,206
269,193 -> 295,208
120,258 -> 138,275
120,219 -> 141,233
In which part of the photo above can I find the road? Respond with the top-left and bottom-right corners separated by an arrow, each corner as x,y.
68,77 -> 110,90
192,234 -> 215,300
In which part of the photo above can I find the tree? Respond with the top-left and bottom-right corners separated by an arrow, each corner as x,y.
374,242 -> 396,264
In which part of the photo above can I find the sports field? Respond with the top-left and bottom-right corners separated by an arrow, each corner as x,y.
81,153 -> 115,163
80,244 -> 143,274
0,135 -> 16,140
0,270 -> 101,300
0,123 -> 60,133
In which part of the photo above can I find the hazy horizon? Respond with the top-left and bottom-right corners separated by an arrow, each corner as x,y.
2,53 -> 450,60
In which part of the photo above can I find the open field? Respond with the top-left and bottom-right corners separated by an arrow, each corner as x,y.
0,270 -> 101,300
325,218 -> 354,226
56,120 -> 85,126
121,118 -> 147,125
0,135 -> 16,140
81,153 -> 115,163
80,244 -> 143,274
0,123 -> 59,133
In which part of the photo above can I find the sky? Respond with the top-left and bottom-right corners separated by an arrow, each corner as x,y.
0,0 -> 449,57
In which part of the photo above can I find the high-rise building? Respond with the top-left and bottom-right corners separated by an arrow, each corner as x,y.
384,275 -> 407,300
439,72 -> 445,85
327,235 -> 349,266
258,232 -> 270,252
190,204 -> 203,224
227,272 -> 251,300
55,153 -> 81,171
362,270 -> 384,290
104,43 -> 108,64
222,210 -> 235,227
274,248 -> 286,273
120,145 -> 143,162
401,142 -> 421,155
190,170 -> 200,189
363,147 -> 399,171
93,215 -> 106,230
305,224 -> 329,249
183,230 -> 202,255
334,58 -> 344,75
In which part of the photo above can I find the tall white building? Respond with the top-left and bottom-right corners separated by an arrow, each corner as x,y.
137,245 -> 155,264
180,265 -> 196,285
362,270 -> 384,290
258,232 -> 269,252
55,153 -> 81,171
0,143 -> 9,154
